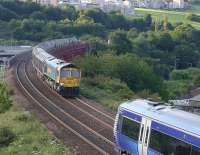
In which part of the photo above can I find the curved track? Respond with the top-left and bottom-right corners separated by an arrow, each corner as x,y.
16,58 -> 117,155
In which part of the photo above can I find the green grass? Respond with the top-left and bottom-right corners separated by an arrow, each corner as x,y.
135,4 -> 200,29
0,106 -> 73,155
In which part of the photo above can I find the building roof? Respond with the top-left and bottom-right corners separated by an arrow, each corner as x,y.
120,99 -> 200,137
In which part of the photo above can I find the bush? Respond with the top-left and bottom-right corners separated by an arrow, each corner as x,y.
80,76 -> 136,110
171,68 -> 200,80
187,13 -> 200,23
0,127 -> 15,147
0,83 -> 12,113
15,112 -> 32,122
165,80 -> 193,99
193,74 -> 200,87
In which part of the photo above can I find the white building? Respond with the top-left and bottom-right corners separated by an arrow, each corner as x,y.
30,0 -> 59,6
172,0 -> 185,8
129,0 -> 185,9
59,0 -> 135,16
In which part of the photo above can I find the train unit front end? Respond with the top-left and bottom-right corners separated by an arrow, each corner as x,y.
114,99 -> 200,155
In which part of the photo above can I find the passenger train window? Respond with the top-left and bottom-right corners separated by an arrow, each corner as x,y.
191,146 -> 200,155
121,117 -> 140,141
149,129 -> 191,155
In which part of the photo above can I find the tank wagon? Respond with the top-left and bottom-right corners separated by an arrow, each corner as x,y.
114,99 -> 200,155
32,38 -> 81,97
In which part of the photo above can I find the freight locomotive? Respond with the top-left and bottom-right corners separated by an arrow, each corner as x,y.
32,47 -> 81,97
114,99 -> 200,155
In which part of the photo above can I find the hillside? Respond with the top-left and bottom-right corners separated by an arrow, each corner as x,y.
135,4 -> 200,29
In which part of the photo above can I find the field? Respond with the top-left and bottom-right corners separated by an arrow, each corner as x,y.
135,4 -> 200,29
0,106 -> 72,155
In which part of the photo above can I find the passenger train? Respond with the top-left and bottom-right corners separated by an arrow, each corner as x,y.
32,47 -> 81,97
114,99 -> 200,155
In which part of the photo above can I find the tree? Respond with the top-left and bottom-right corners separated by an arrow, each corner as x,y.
174,44 -> 200,69
145,14 -> 152,28
30,11 -> 46,20
0,84 -> 12,113
81,8 -> 108,26
44,6 -> 62,21
62,5 -> 78,20
0,5 -> 18,21
114,54 -> 167,98
127,28 -> 138,40
109,29 -> 132,54
155,32 -> 175,51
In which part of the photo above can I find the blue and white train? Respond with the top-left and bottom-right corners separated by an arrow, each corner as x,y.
114,99 -> 200,155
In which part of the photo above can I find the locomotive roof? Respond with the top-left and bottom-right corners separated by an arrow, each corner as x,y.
120,99 -> 200,137
46,57 -> 76,70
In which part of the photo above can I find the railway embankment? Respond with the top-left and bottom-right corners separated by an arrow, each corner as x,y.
1,62 -> 73,155
4,38 -> 117,154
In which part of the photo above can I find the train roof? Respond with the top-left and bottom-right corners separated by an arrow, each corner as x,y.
119,99 -> 200,137
33,47 -> 54,62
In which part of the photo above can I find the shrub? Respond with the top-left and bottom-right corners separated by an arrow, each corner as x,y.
171,68 -> 200,80
187,13 -> 200,23
0,127 -> 15,147
15,112 -> 31,122
0,83 -> 12,113
193,74 -> 200,87
165,80 -> 193,99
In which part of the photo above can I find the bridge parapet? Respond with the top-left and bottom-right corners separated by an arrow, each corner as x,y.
35,37 -> 91,61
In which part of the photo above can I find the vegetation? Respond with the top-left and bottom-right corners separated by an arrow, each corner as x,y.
187,13 -> 200,23
135,6 -> 200,29
0,0 -> 200,107
0,83 -> 12,113
0,83 -> 72,155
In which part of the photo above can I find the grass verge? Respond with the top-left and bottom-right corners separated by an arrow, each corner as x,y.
0,106 -> 72,155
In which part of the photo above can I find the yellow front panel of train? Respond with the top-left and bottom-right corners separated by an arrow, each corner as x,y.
60,77 -> 80,87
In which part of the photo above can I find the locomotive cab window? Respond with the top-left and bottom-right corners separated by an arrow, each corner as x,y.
60,69 -> 71,77
71,70 -> 80,78
121,117 -> 140,141
191,146 -> 200,155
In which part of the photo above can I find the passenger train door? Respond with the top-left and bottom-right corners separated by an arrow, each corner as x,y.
138,117 -> 151,155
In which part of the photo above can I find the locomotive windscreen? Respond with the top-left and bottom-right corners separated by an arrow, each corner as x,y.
60,68 -> 81,78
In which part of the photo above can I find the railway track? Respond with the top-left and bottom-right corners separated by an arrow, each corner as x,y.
16,60 -> 117,155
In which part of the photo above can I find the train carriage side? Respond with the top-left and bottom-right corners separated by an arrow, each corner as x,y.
114,99 -> 200,155
32,47 -> 54,77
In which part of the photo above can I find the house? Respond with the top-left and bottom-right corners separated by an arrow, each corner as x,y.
129,0 -> 185,9
172,0 -> 185,8
59,0 -> 135,16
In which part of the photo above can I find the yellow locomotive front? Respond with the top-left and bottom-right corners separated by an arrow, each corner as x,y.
58,65 -> 81,97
